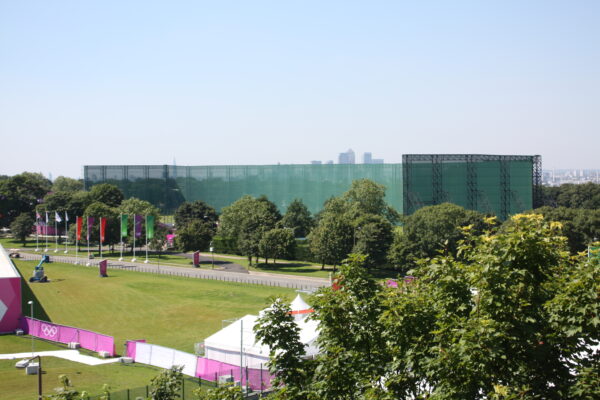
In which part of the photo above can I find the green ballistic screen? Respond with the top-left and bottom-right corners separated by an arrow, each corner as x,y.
84,164 -> 404,215
402,155 -> 538,219
85,155 -> 538,218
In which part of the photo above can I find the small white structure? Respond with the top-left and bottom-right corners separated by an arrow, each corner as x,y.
203,295 -> 319,368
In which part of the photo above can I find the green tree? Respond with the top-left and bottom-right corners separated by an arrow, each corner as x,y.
174,200 -> 217,229
89,183 -> 124,208
531,206 -> 600,254
52,176 -> 83,193
279,199 -> 314,238
219,195 -> 280,264
387,202 -> 487,272
259,228 -> 296,264
148,366 -> 183,400
0,172 -> 51,227
308,214 -> 353,269
194,384 -> 243,400
175,220 -> 215,252
67,191 -> 92,218
342,179 -> 400,223
310,254 -> 386,399
377,214 -> 597,399
352,214 -> 393,268
36,191 -> 74,216
10,213 -> 34,246
254,297 -> 309,399
555,182 -> 600,209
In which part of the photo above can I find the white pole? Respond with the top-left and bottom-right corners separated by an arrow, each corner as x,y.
44,215 -> 48,252
86,221 -> 91,266
119,214 -> 123,261
75,236 -> 79,265
144,216 -> 149,264
54,216 -> 58,252
35,219 -> 39,252
132,218 -> 137,262
64,213 -> 68,253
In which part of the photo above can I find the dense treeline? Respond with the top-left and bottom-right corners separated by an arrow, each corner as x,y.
3,172 -> 600,270
256,215 -> 600,399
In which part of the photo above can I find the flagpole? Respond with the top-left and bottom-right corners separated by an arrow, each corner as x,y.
86,218 -> 91,266
54,214 -> 58,253
144,215 -> 149,264
132,215 -> 137,263
119,214 -> 123,261
35,215 -> 39,252
44,212 -> 49,252
100,218 -> 103,259
64,212 -> 69,254
75,216 -> 80,265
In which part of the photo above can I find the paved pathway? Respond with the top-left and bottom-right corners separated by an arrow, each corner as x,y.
0,350 -> 119,365
17,252 -> 329,290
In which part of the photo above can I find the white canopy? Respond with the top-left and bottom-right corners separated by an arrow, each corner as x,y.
203,297 -> 320,367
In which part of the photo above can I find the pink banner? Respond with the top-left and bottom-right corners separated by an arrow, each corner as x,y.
195,357 -> 273,390
20,317 -> 115,356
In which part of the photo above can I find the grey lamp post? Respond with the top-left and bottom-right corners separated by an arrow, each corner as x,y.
27,300 -> 34,356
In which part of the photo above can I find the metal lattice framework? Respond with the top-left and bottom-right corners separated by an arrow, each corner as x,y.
402,154 -> 540,218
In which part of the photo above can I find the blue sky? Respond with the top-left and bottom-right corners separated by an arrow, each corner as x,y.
1,1 -> 598,178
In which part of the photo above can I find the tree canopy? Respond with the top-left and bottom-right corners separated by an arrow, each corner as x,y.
89,183 -> 124,208
280,199 -> 314,238
0,172 -> 51,226
259,214 -> 599,399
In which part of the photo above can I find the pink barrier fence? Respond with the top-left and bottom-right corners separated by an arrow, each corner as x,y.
20,317 -> 115,356
125,341 -> 273,391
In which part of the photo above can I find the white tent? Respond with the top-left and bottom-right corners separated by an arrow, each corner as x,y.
203,296 -> 319,368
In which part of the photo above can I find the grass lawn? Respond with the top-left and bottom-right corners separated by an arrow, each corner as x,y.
0,336 -> 166,400
12,259 -> 296,354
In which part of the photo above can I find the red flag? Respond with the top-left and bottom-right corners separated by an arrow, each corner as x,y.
100,217 -> 107,243
76,217 -> 82,241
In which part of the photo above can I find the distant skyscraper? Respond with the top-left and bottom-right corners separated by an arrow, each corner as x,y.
338,149 -> 355,164
311,160 -> 322,165
363,152 -> 384,164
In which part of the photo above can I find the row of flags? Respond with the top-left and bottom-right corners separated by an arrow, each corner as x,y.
35,212 -> 155,243
36,211 -> 69,223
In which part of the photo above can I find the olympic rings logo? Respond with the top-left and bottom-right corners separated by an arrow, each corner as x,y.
41,324 -> 58,337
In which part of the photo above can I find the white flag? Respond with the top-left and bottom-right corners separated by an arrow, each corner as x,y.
55,211 -> 62,223
45,212 -> 49,223
65,211 -> 69,222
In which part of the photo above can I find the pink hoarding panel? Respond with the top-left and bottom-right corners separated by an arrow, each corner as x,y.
195,357 -> 273,390
78,330 -> 96,351
20,317 -> 115,356
59,326 -> 79,344
0,278 -> 21,333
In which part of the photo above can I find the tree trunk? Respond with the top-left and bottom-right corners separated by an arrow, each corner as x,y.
248,255 -> 252,266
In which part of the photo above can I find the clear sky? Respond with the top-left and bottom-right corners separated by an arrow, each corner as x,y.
1,1 -> 599,178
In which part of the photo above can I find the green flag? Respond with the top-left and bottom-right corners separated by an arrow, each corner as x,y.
120,214 -> 128,237
146,215 -> 155,239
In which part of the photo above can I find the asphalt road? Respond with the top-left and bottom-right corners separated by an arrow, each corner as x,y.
17,252 -> 329,291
